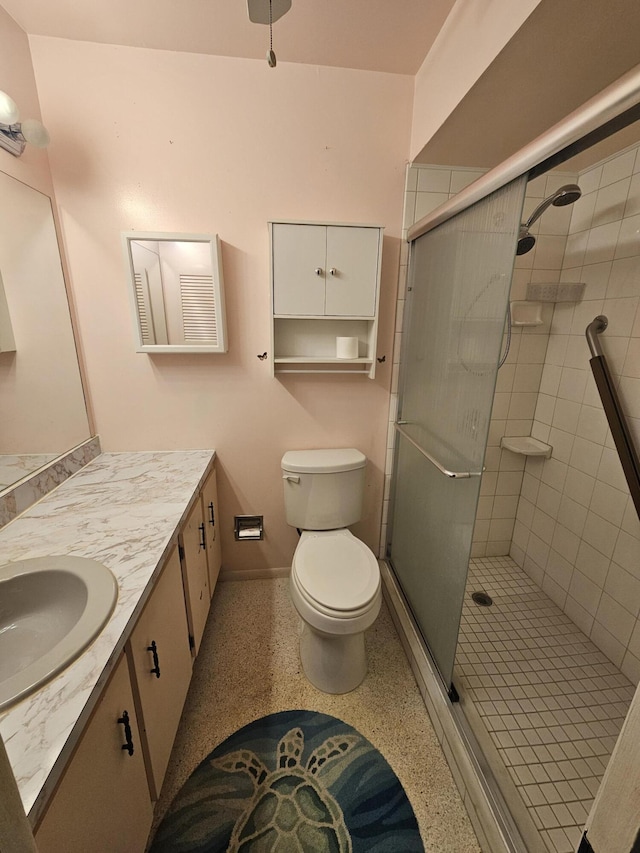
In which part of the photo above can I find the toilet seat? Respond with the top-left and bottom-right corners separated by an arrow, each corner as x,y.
292,530 -> 380,618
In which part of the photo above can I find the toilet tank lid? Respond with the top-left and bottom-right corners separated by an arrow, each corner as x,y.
281,448 -> 366,474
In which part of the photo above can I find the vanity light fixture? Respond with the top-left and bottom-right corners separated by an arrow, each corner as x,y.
0,89 -> 50,157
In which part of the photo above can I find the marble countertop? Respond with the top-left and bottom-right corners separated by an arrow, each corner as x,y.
0,449 -> 215,823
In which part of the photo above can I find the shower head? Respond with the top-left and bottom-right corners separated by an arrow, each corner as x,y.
551,184 -> 582,206
524,183 -> 582,228
517,183 -> 582,255
516,228 -> 536,256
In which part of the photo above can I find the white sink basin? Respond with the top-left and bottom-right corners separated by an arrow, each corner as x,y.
0,556 -> 118,711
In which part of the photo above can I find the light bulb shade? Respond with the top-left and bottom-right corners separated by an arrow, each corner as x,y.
0,90 -> 20,125
20,118 -> 50,148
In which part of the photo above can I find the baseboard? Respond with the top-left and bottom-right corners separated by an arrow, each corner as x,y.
219,566 -> 291,581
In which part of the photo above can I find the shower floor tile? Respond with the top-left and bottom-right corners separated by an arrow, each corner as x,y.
454,555 -> 636,853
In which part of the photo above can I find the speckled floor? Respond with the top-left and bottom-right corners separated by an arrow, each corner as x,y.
148,577 -> 481,853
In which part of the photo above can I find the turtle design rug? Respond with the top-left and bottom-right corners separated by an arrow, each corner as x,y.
149,709 -> 424,852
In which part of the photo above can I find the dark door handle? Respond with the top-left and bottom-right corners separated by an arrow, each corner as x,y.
208,501 -> 215,526
199,522 -> 206,550
118,710 -> 134,756
147,640 -> 161,678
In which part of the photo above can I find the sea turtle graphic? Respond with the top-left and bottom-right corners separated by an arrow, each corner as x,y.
211,726 -> 359,852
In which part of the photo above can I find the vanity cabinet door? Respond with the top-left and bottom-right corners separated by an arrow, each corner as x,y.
35,654 -> 152,853
201,465 -> 222,596
180,497 -> 210,655
126,546 -> 192,800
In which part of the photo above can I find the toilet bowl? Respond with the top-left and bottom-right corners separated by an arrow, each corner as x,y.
290,529 -> 381,694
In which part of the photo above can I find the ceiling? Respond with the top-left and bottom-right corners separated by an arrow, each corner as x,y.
0,0 -> 457,75
415,0 -> 640,169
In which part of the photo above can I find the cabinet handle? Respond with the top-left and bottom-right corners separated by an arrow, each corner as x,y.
147,640 -> 161,678
329,268 -> 337,276
314,268 -> 323,276
199,522 -> 206,550
208,501 -> 215,526
118,710 -> 134,756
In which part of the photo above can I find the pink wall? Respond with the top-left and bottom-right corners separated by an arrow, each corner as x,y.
0,6 -> 52,194
29,37 -> 413,572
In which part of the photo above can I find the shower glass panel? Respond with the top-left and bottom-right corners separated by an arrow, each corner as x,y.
388,177 -> 527,688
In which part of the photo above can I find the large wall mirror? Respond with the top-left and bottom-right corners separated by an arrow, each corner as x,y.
0,171 -> 90,492
123,231 -> 228,353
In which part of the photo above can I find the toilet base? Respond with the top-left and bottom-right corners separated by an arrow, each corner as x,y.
299,623 -> 367,694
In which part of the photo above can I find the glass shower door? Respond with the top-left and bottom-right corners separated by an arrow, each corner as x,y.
388,178 -> 527,689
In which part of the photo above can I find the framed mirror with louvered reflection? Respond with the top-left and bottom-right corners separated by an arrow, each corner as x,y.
122,231 -> 227,353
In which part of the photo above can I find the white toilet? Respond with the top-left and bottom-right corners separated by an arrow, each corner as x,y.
281,448 -> 381,694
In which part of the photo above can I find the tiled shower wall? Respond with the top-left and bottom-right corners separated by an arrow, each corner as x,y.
513,143 -> 640,687
475,171 -> 579,557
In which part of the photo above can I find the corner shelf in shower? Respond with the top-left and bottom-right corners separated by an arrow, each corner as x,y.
500,436 -> 552,458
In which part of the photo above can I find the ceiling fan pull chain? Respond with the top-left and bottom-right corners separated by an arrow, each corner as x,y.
267,0 -> 277,67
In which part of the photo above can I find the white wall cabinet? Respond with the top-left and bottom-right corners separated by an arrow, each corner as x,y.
270,221 -> 383,378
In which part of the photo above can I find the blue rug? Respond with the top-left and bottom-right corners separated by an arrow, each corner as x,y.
149,709 -> 424,852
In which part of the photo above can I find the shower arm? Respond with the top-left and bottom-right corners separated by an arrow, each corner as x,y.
522,195 -> 555,229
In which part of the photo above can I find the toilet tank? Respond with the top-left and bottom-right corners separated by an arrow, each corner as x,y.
281,449 -> 366,530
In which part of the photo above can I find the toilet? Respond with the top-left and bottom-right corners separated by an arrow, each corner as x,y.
281,448 -> 381,694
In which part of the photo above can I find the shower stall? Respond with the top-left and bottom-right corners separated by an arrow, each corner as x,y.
384,68 -> 640,853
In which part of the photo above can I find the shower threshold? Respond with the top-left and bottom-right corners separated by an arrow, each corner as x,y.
455,556 -> 635,853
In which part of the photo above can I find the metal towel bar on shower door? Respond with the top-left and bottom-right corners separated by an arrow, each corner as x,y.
585,315 -> 640,519
394,423 -> 482,479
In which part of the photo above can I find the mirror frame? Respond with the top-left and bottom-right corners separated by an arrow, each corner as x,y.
122,231 -> 228,354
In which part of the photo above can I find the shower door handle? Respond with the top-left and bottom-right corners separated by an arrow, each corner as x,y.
394,423 -> 482,479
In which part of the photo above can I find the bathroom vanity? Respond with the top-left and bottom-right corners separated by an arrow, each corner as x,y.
0,449 -> 221,851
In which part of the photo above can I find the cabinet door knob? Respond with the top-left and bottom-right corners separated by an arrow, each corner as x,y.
199,522 -> 206,550
147,640 -> 161,678
208,501 -> 215,526
314,268 -> 323,276
118,710 -> 135,756
329,268 -> 337,276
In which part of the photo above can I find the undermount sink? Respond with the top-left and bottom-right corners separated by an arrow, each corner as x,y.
0,556 -> 118,711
